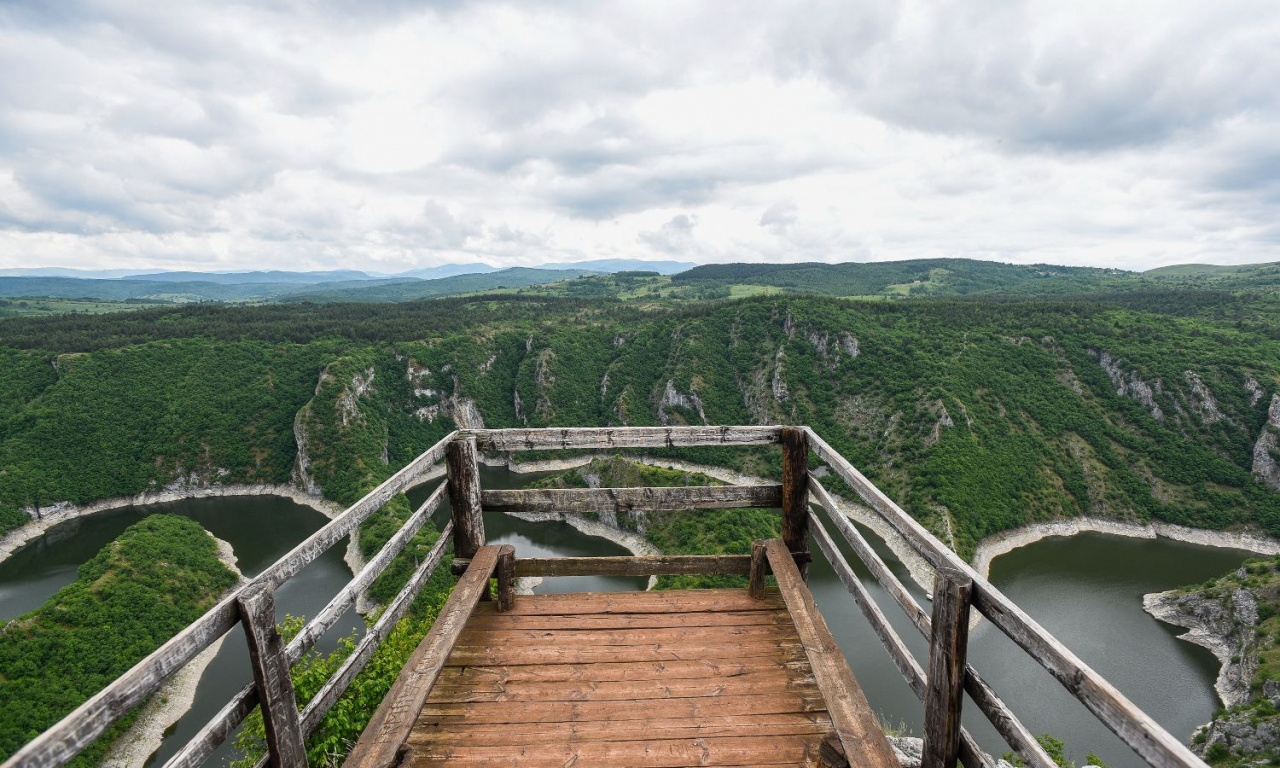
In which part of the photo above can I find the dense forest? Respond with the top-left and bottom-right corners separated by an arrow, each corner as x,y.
2,289 -> 1279,558
0,516 -> 237,765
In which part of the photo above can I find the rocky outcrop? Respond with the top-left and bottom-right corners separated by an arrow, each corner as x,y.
1252,394 -> 1280,491
1093,350 -> 1163,420
1144,586 -> 1258,707
1185,371 -> 1227,425
657,380 -> 708,425
1246,376 -> 1265,407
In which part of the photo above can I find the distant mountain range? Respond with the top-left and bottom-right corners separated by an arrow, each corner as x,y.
1,258 -> 1276,306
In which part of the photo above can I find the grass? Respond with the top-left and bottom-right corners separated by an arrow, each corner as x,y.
0,297 -> 172,317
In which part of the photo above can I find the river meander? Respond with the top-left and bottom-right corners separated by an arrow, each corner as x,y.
0,468 -> 1259,767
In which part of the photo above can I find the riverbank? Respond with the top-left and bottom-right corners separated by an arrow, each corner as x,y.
972,518 -> 1280,580
503,509 -> 662,590
102,534 -> 247,768
1,482 -> 348,568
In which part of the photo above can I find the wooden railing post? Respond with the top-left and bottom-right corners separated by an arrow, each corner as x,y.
496,545 -> 516,612
445,436 -> 485,559
780,426 -> 810,578
748,540 -> 768,599
922,566 -> 974,768
237,583 -> 307,768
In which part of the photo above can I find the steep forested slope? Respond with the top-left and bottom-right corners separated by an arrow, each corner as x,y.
2,294 -> 1279,558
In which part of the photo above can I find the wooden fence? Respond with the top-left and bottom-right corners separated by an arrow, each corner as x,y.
0,426 -> 1208,768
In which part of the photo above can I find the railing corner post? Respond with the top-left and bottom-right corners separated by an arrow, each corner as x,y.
748,539 -> 769,599
780,426 -> 811,578
445,435 -> 485,560
496,545 -> 516,612
922,565 -> 974,768
236,582 -> 308,768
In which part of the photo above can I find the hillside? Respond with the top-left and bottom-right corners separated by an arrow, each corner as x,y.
281,267 -> 597,303
0,516 -> 238,765
2,292 -> 1279,560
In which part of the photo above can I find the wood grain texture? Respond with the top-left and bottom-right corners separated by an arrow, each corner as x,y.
495,545 -> 515,613
922,567 -> 973,768
513,554 -> 752,577
804,427 -> 1206,768
237,584 -> 307,768
343,546 -> 500,768
481,484 -> 782,514
780,427 -> 811,578
462,425 -> 782,451
808,478 -> 1055,768
395,588 -> 879,768
749,539 -> 768,599
764,539 -> 899,768
445,437 -> 485,560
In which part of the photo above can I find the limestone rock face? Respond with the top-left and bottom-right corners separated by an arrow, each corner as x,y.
1252,394 -> 1280,491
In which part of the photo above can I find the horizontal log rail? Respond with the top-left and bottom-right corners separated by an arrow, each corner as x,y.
6,425 -> 1208,768
461,425 -> 782,451
481,484 -> 783,514
515,554 -> 754,577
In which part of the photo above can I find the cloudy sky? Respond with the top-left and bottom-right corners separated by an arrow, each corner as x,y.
2,1 -> 1279,273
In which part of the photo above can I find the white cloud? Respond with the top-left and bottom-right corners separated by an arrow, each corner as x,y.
0,0 -> 1278,272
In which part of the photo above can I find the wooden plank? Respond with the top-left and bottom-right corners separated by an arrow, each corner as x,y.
446,642 -> 809,666
513,554 -> 752,578
236,583 -> 307,768
487,589 -> 784,616
455,624 -> 795,647
298,522 -> 453,736
804,427 -> 1202,768
749,539 -> 768,599
425,672 -> 815,703
819,733 -> 850,768
343,546 -> 501,768
808,481 -> 1055,768
416,691 -> 828,724
764,539 -> 899,768
409,713 -> 834,746
462,425 -> 783,451
465,606 -> 792,631
481,484 -> 782,514
445,437 -> 485,560
780,427 -> 810,578
809,513 -> 993,768
495,545 -> 515,612
403,734 -> 821,768
922,567 -> 973,768
436,657 -> 808,683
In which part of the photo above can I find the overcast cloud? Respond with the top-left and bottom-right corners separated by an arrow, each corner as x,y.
1,0 -> 1278,273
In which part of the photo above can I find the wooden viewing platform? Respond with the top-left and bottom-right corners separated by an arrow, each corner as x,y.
4,426 -> 1212,768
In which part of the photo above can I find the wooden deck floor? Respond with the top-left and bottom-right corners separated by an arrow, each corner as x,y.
397,589 -> 862,768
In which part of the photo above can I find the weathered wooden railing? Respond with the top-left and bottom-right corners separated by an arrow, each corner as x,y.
3,426 -> 1207,768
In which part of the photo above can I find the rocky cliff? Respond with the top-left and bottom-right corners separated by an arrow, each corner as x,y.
1145,557 -> 1280,766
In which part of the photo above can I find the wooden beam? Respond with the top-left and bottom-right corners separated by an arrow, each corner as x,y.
780,427 -> 810,577
808,513 -> 992,768
513,554 -> 753,578
804,427 -> 1206,768
496,545 -> 516,613
445,436 -> 485,560
462,425 -> 783,451
763,539 -> 899,768
748,540 -> 768,599
807,477 -> 1055,768
922,567 -> 973,768
344,545 -> 502,768
236,584 -> 307,768
481,484 -> 782,514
